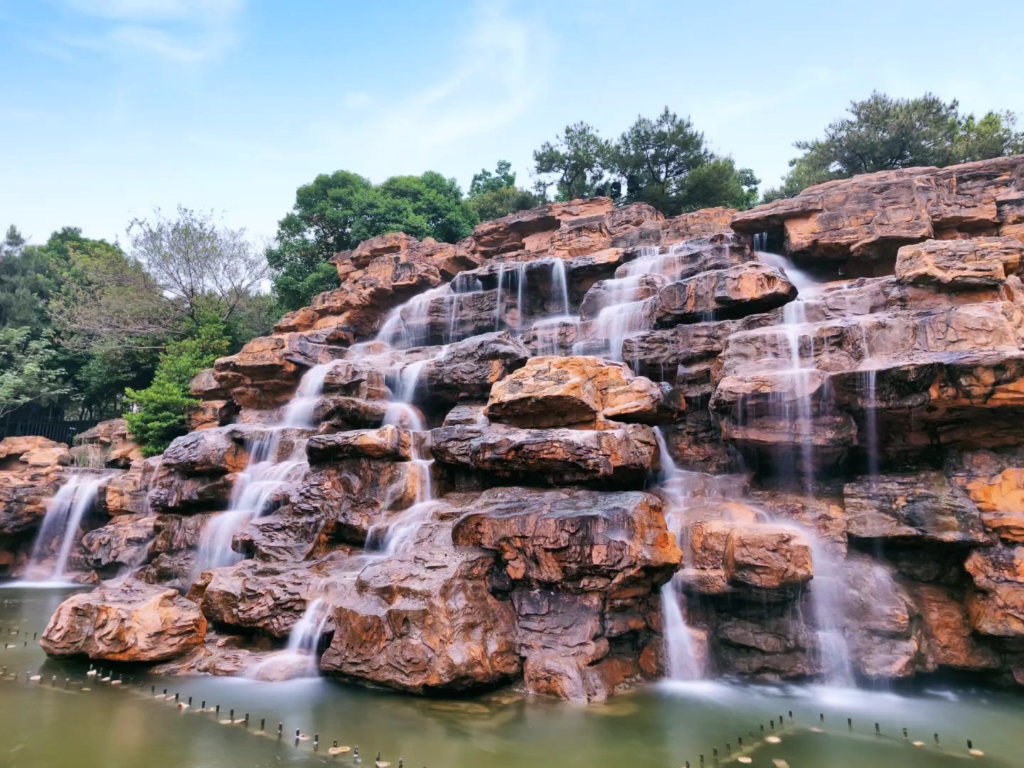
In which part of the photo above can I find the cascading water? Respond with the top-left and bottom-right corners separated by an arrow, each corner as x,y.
653,427 -> 706,681
281,362 -> 334,428
367,357 -> 440,553
246,596 -> 331,679
26,474 -> 105,583
755,248 -> 824,495
193,364 -> 334,578
802,536 -> 855,686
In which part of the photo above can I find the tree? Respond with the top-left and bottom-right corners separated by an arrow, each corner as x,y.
766,92 -> 1024,199
53,207 -> 270,350
466,160 -> 543,221
267,171 -> 478,312
532,111 -> 759,214
1,225 -> 25,259
124,316 -> 231,456
609,108 -> 759,214
532,122 -> 611,201
0,327 -> 67,419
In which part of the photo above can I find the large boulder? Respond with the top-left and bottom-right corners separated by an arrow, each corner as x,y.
452,487 -> 680,589
484,356 -> 673,428
70,419 -> 142,469
429,422 -> 657,486
0,436 -> 71,541
320,517 -> 521,692
895,237 -> 1024,290
964,546 -> 1024,636
40,581 -> 206,662
655,263 -> 796,323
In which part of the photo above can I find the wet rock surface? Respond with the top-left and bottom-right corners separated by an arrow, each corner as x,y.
40,581 -> 206,662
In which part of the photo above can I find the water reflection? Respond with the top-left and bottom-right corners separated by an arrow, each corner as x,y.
1,587 -> 1021,767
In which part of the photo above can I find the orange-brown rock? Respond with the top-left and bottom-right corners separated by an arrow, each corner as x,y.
306,426 -> 412,463
80,515 -> 157,573
965,546 -> 1024,636
320,518 -> 520,692
419,332 -> 530,403
71,419 -> 142,469
844,473 -> 991,545
429,422 -> 657,486
213,330 -> 347,409
41,581 -> 206,662
732,156 -> 1024,270
0,437 -> 71,550
679,513 -> 813,599
895,237 -> 1024,290
451,487 -> 680,589
485,356 -> 673,428
908,583 -> 1000,670
290,459 -> 418,545
656,263 -> 796,323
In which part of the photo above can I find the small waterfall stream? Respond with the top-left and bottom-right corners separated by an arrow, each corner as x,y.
653,427 -> 706,681
25,474 -> 106,583
193,364 -> 333,577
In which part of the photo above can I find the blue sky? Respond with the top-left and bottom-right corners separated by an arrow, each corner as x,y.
2,0 -> 1023,246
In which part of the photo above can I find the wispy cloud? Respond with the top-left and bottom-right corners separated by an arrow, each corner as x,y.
312,2 -> 551,173
60,0 -> 243,62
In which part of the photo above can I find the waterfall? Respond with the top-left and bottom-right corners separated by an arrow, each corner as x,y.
549,258 -> 570,316
660,582 -> 703,681
286,597 -> 330,656
653,427 -> 706,681
192,363 -> 330,578
859,324 -> 880,479
26,474 -> 105,583
365,358 -> 441,553
376,285 -> 451,348
801,535 -> 855,686
245,597 -> 330,680
281,362 -> 333,428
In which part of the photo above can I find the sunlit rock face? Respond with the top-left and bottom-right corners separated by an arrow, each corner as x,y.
40,581 -> 206,662
27,155 -> 1024,699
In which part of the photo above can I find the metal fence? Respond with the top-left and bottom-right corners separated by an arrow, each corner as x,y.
0,419 -> 101,446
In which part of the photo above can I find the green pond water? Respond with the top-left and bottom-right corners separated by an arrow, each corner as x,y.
0,587 -> 1021,768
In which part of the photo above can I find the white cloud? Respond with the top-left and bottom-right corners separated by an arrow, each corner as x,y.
312,1 -> 551,174
62,0 -> 243,62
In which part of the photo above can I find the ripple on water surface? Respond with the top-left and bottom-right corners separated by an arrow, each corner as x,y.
0,586 -> 1021,767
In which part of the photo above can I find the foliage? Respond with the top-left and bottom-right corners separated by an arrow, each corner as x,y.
124,316 -> 231,456
267,171 -> 478,312
0,327 -> 68,419
51,207 -> 271,352
532,110 -> 759,214
466,160 -> 544,221
765,92 -> 1024,199
532,122 -> 611,201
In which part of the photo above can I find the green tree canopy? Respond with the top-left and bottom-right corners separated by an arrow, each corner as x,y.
52,207 -> 271,352
532,110 -> 759,214
267,171 -> 479,312
532,122 -> 611,202
466,160 -> 543,222
124,315 -> 231,456
0,327 -> 67,419
765,92 -> 1024,200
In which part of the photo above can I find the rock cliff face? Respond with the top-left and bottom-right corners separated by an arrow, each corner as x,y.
18,156 -> 1024,699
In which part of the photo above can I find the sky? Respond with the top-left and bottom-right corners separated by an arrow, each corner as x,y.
2,0 -> 1023,247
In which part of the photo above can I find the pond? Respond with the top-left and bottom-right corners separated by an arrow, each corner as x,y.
0,587 -> 1020,768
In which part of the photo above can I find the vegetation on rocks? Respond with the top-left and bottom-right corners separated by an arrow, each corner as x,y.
765,92 -> 1024,200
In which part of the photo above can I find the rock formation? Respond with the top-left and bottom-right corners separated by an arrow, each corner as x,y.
12,155 -> 1024,698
